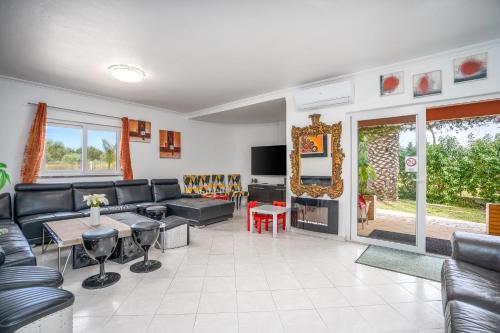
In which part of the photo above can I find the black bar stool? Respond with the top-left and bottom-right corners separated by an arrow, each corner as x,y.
81,228 -> 121,289
130,221 -> 162,273
145,205 -> 167,220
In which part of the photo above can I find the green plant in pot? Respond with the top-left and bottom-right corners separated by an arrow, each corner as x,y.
0,163 -> 10,236
0,163 -> 10,191
358,136 -> 377,220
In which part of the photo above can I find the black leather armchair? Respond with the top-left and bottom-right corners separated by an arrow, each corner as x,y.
441,232 -> 500,333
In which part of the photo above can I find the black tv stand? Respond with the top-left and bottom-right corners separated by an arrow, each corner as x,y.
248,184 -> 286,204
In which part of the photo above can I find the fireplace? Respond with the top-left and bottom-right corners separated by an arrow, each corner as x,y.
291,197 -> 338,234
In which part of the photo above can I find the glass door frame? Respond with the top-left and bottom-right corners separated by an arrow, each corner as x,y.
348,107 -> 427,254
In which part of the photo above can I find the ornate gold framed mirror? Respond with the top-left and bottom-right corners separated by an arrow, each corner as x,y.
290,114 -> 344,198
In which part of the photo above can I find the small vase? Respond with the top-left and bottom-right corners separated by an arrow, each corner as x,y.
90,206 -> 101,226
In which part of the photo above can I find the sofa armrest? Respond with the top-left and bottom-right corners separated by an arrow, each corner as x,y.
181,193 -> 202,199
451,231 -> 500,273
0,245 -> 5,266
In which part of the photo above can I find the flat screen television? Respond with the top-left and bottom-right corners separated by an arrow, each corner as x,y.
251,145 -> 286,176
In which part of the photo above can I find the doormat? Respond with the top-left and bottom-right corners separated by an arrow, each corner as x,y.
355,245 -> 444,282
367,229 -> 452,256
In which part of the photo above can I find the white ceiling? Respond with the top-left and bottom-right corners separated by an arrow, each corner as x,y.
193,98 -> 286,124
1,1 -> 500,113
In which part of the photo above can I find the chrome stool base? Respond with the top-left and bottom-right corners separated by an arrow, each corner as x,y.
130,260 -> 162,273
82,272 -> 121,289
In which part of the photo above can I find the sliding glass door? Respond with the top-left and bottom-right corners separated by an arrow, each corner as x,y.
350,109 -> 426,253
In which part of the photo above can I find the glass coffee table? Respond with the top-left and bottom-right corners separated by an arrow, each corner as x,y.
42,212 -> 166,274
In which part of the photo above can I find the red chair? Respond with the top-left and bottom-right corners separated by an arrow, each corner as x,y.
247,201 -> 271,233
273,201 -> 287,231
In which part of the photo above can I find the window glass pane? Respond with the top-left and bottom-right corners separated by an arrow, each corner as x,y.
45,125 -> 83,171
87,129 -> 118,171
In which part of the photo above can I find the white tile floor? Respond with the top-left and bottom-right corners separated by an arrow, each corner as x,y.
35,210 -> 445,333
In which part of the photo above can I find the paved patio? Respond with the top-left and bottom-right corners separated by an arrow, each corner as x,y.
357,209 -> 486,241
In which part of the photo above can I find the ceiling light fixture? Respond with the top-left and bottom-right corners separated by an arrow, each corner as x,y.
108,64 -> 145,83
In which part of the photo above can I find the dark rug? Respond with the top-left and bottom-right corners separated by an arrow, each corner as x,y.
367,229 -> 452,256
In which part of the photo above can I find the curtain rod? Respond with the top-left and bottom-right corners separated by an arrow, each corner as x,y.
27,102 -> 122,120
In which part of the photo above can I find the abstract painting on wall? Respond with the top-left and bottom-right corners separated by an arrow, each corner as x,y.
300,134 -> 327,158
413,70 -> 442,98
380,71 -> 404,96
454,53 -> 487,83
129,119 -> 151,143
159,130 -> 181,159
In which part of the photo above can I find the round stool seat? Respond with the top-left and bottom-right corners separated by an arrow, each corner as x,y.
81,228 -> 120,290
145,206 -> 166,221
146,206 -> 167,213
83,228 -> 118,240
130,221 -> 162,274
131,221 -> 161,232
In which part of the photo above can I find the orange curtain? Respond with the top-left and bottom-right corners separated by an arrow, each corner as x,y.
120,117 -> 134,180
21,102 -> 47,183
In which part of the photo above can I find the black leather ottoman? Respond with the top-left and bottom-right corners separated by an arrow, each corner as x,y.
164,198 -> 234,226
0,266 -> 63,291
0,287 -> 74,333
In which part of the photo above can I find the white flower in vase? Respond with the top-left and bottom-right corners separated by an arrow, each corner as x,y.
83,194 -> 109,226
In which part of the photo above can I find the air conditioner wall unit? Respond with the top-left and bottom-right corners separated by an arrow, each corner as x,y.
295,80 -> 354,110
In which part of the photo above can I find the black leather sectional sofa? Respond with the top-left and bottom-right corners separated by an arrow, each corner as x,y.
0,193 -> 36,267
13,178 -> 234,244
441,232 -> 500,333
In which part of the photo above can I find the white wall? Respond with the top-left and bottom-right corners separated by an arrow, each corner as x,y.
186,39 -> 500,239
0,77 -> 285,193
284,40 -> 500,239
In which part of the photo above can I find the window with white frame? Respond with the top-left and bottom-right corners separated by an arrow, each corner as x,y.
42,121 -> 121,176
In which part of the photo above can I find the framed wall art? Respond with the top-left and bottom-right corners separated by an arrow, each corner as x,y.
159,130 -> 181,159
380,71 -> 404,96
300,134 -> 327,158
454,53 -> 487,83
129,119 -> 151,142
413,70 -> 442,97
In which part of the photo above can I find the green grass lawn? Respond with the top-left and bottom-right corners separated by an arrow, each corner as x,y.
377,199 -> 486,223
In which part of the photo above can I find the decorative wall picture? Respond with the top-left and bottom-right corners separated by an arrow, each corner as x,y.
380,71 -> 404,96
300,134 -> 327,158
413,70 -> 442,97
159,130 -> 181,159
129,119 -> 151,142
454,53 -> 487,83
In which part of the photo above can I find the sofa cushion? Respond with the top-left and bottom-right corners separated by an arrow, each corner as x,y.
0,222 -> 36,267
165,198 -> 234,223
115,179 -> 152,205
0,245 -> 4,265
0,193 -> 11,221
0,266 -> 63,291
0,287 -> 74,333
73,181 -> 118,211
17,211 -> 83,245
14,183 -> 74,217
151,179 -> 181,202
441,259 -> 500,314
445,300 -> 500,333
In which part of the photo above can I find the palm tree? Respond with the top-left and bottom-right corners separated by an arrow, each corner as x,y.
102,140 -> 116,169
